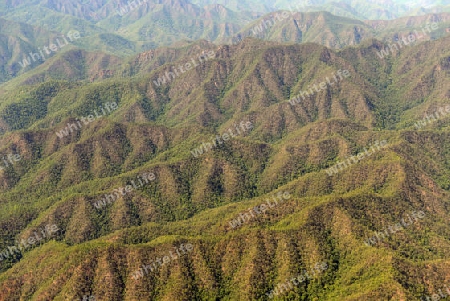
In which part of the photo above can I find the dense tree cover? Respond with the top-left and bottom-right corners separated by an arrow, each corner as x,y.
0,34 -> 449,300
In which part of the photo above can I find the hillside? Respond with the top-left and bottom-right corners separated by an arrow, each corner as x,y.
190,0 -> 450,19
0,33 -> 448,299
1,6 -> 450,89
0,18 -> 72,83
232,11 -> 450,48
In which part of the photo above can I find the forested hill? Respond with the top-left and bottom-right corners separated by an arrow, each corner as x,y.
0,31 -> 448,299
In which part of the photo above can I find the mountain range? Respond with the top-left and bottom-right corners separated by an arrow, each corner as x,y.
0,0 -> 450,300
1,0 -> 450,86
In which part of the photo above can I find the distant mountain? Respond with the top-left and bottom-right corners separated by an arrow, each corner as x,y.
191,0 -> 450,20
0,18 -> 66,83
402,4 -> 450,16
1,0 -> 449,58
1,0 -> 449,87
0,16 -> 139,86
1,0 -> 449,74
0,0 -> 262,51
96,0 -> 260,47
232,11 -> 372,48
0,40 -> 217,89
231,11 -> 450,48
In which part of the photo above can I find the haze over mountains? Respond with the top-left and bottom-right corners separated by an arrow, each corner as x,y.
1,0 -> 450,86
0,0 -> 449,300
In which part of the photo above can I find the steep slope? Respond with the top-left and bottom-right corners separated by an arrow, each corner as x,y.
1,0 -> 449,83
0,34 -> 449,300
0,18 -> 68,83
0,18 -> 128,88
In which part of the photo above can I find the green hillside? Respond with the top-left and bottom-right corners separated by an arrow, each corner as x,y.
0,32 -> 448,299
